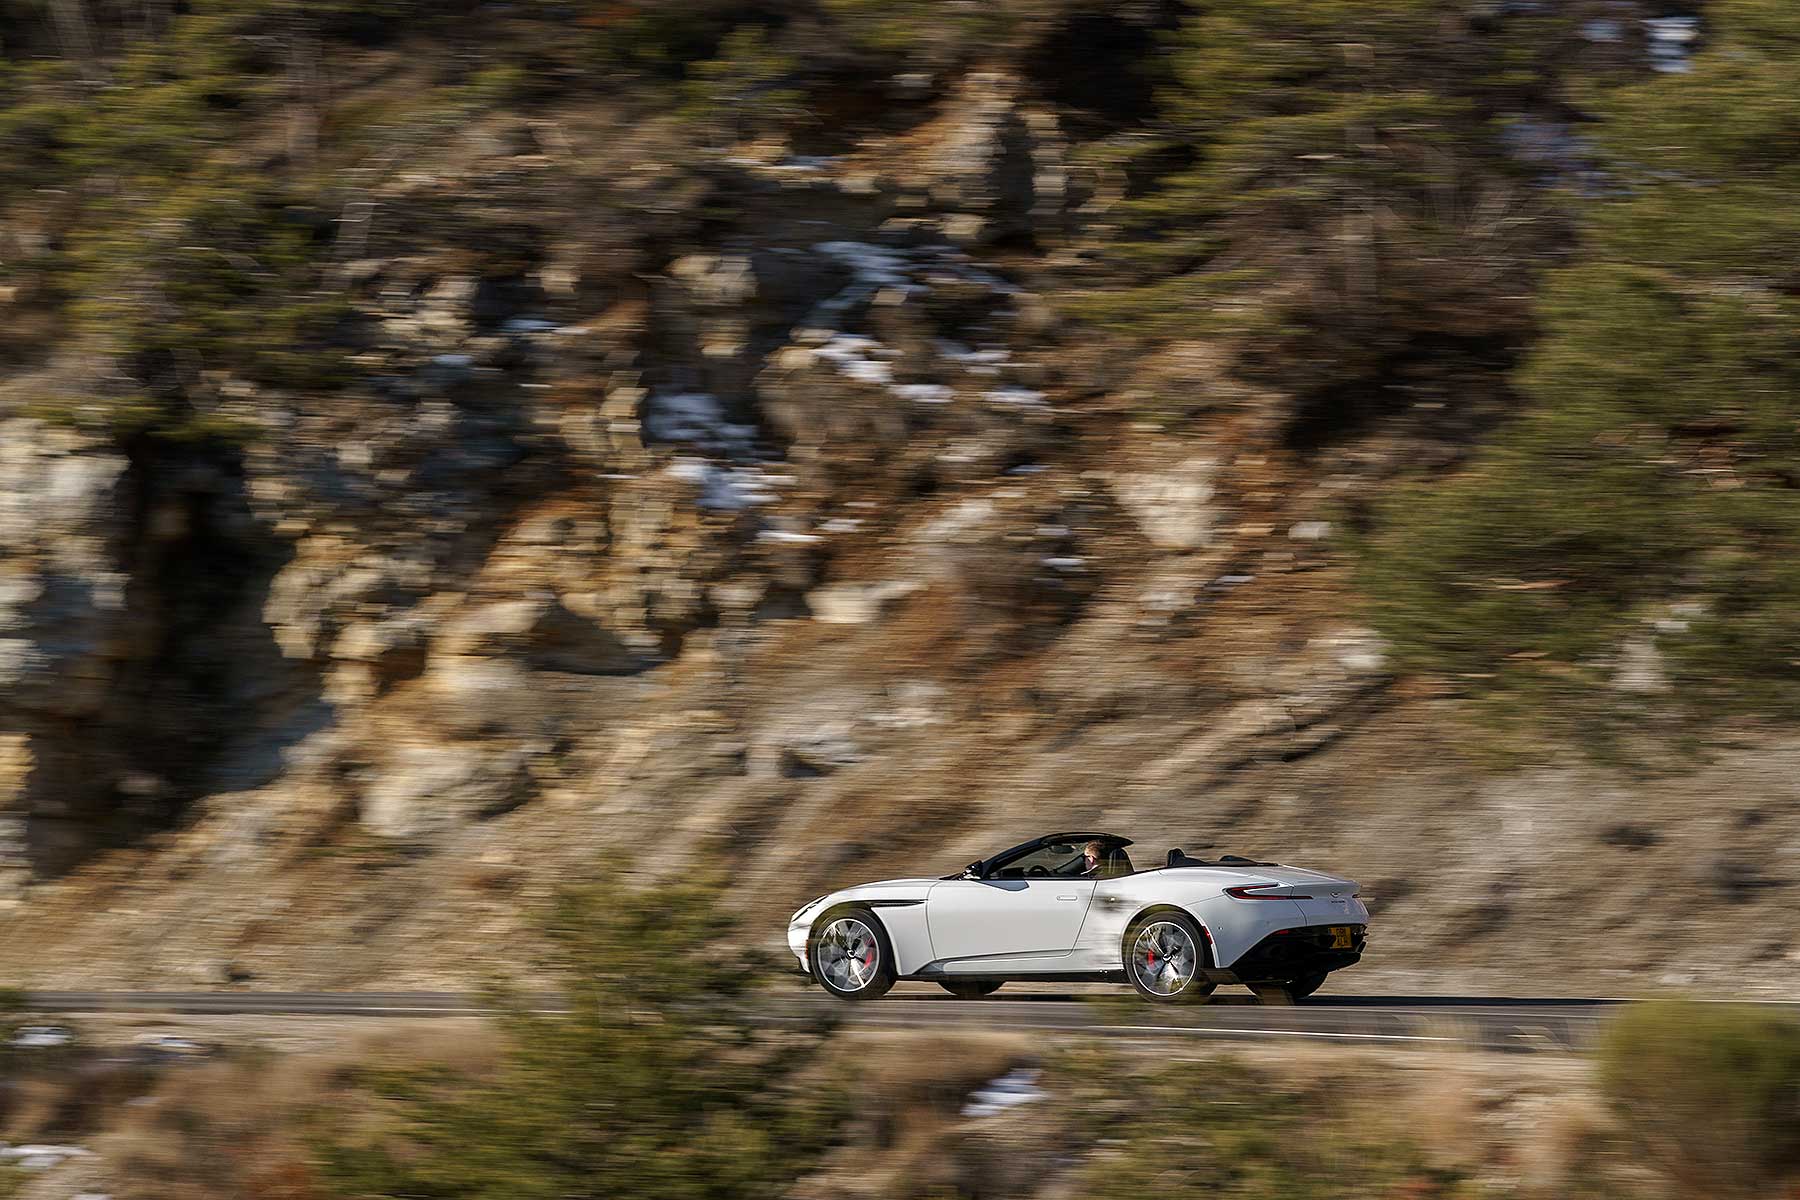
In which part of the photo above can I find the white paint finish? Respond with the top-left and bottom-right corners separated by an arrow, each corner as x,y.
874,900 -> 937,976
1188,893 -> 1311,968
787,877 -> 941,975
926,879 -> 1096,964
785,851 -> 1370,984
1068,869 -> 1308,970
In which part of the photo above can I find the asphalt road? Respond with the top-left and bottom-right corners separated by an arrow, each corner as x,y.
14,990 -> 1655,1050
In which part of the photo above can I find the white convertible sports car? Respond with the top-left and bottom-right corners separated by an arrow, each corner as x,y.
787,832 -> 1368,1003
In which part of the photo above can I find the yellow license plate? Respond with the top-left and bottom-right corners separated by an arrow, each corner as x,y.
1329,926 -> 1354,950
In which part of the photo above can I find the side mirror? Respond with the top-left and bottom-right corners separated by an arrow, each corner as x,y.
962,862 -> 984,879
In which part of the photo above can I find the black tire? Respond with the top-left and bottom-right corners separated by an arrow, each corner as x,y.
939,980 -> 1003,999
1123,910 -> 1216,1005
1288,971 -> 1328,1000
809,906 -> 895,1001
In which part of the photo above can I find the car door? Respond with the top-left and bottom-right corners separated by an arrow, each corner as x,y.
926,877 -> 1097,964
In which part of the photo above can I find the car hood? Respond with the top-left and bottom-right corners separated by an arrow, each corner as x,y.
828,877 -> 942,897
789,878 -> 941,925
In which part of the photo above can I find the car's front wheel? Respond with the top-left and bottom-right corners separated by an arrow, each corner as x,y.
810,908 -> 895,1001
939,980 -> 1003,999
1124,911 -> 1216,1004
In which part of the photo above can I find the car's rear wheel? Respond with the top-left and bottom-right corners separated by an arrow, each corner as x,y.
939,980 -> 1003,999
1124,912 -> 1216,1004
1288,971 -> 1328,1000
810,908 -> 895,1001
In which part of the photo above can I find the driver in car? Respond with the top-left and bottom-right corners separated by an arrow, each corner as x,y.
1079,840 -> 1107,878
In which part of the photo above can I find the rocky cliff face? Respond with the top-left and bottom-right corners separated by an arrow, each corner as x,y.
2,19 -> 1796,997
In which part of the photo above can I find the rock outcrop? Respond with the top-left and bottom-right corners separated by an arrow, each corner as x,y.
1,25 -> 1795,1002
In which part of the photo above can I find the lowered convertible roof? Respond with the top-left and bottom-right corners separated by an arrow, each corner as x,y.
988,831 -> 1133,862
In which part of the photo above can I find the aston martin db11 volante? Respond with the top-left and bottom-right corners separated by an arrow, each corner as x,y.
787,832 -> 1368,1003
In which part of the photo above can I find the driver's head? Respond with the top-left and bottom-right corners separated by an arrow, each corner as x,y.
1084,841 -> 1106,872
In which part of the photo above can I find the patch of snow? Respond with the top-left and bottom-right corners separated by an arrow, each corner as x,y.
641,391 -> 759,458
813,241 -> 914,289
10,1025 -> 73,1049
1041,557 -> 1085,571
1,1145 -> 94,1172
502,317 -> 558,333
984,387 -> 1046,408
815,334 -> 898,387
1003,463 -> 1047,476
1211,574 -> 1256,588
771,155 -> 837,172
1288,520 -> 1333,541
892,384 -> 953,404
961,1068 -> 1045,1119
665,457 -> 785,511
1645,16 -> 1699,73
842,358 -> 894,385
1580,18 -> 1624,42
757,529 -> 822,545
937,340 -> 1012,368
819,518 -> 864,533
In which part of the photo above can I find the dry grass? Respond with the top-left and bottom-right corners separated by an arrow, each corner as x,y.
85,1021 -> 502,1200
793,1031 -> 1036,1200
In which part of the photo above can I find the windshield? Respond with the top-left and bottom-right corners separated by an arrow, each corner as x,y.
988,840 -> 1134,879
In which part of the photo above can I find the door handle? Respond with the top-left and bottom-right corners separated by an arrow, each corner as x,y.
1057,894 -> 1078,902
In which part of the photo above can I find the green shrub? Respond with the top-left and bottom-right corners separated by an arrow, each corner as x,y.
1066,1056 -> 1469,1200
680,25 -> 801,144
1068,0 -> 1554,402
68,179 -> 350,397
1597,1000 -> 1800,1198
820,0 -> 1015,61
315,880 -> 843,1200
1358,0 -> 1800,738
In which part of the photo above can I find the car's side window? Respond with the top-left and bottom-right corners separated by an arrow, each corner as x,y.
991,843 -> 1086,878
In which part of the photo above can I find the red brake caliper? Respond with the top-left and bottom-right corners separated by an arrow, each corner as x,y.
1147,945 -> 1157,969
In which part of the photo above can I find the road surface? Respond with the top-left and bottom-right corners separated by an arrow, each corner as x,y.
12,990 -> 1667,1050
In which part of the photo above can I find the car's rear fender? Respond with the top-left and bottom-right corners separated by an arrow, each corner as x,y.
1227,868 -> 1366,931
1187,892 -> 1311,970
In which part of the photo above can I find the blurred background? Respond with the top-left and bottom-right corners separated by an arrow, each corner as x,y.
0,0 -> 1796,1195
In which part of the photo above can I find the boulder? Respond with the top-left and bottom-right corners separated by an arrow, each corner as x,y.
1107,456 -> 1221,552
912,72 -> 1070,243
359,741 -> 534,841
0,422 -> 132,716
807,580 -> 923,625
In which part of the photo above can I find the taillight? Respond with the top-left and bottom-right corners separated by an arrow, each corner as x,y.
1225,884 -> 1313,900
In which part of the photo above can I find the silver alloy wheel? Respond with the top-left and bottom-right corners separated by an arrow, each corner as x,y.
1130,920 -> 1198,996
817,917 -> 880,993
